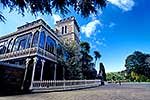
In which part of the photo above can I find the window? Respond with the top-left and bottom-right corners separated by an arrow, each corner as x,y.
39,31 -> 45,49
0,40 -> 8,54
18,39 -> 26,50
65,26 -> 67,33
26,33 -> 32,48
12,38 -> 20,51
64,51 -> 68,61
6,39 -> 13,53
62,27 -> 64,34
12,33 -> 31,52
32,31 -> 39,47
57,44 -> 63,56
0,45 -> 6,54
46,36 -> 56,54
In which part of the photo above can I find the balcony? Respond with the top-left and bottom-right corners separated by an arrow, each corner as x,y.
0,47 -> 57,62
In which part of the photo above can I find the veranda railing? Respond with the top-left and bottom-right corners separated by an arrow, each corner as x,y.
31,80 -> 101,91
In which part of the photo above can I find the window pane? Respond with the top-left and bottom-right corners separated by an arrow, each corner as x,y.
18,39 -> 26,50
26,33 -> 32,48
46,36 -> 56,54
12,34 -> 29,51
0,45 -> 6,54
0,40 -> 8,54
39,31 -> 45,49
32,31 -> 39,47
6,39 -> 13,53
13,38 -> 20,51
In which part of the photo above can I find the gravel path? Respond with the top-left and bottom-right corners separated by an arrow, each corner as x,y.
0,83 -> 150,100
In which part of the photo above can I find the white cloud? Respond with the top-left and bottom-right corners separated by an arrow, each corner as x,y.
109,22 -> 115,28
81,20 -> 102,37
95,40 -> 106,47
108,0 -> 135,11
98,30 -> 101,33
91,44 -> 97,49
52,14 -> 62,24
96,40 -> 103,45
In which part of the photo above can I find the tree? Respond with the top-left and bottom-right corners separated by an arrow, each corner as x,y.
125,51 -> 150,81
80,41 -> 90,66
94,51 -> 101,67
0,0 -> 106,22
57,41 -> 99,80
57,42 -> 83,80
99,62 -> 106,81
65,42 -> 83,80
80,41 -> 97,79
106,72 -> 126,81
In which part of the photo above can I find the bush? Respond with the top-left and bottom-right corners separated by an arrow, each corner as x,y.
146,79 -> 150,82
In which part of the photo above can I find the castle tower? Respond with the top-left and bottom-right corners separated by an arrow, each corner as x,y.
55,16 -> 80,47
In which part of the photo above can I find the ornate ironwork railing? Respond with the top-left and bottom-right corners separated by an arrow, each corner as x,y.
31,80 -> 101,91
0,47 -> 57,61
0,48 -> 37,61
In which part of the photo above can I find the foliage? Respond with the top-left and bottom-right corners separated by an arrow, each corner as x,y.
57,41 -> 100,80
57,42 -> 83,80
125,51 -> 150,81
130,71 -> 139,81
0,11 -> 6,23
94,51 -> 101,67
0,0 -> 106,22
65,42 -> 83,80
80,41 -> 97,79
106,72 -> 126,81
130,71 -> 150,82
99,63 -> 106,81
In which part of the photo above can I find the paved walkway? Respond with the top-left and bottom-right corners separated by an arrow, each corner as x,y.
0,83 -> 150,100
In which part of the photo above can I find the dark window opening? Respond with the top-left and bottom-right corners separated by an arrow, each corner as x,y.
65,26 -> 67,33
62,27 -> 64,34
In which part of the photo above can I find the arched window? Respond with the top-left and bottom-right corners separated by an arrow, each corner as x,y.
0,45 -> 6,54
18,39 -> 27,50
12,33 -> 31,52
26,33 -> 32,48
6,38 -> 13,53
32,31 -> 39,47
0,41 -> 7,54
39,31 -> 45,49
13,37 -> 20,51
46,36 -> 56,54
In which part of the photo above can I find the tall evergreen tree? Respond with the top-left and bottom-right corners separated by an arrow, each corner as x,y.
80,41 -> 97,79
99,62 -> 106,81
94,51 -> 101,67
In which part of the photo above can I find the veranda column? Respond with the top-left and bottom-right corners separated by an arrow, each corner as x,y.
30,57 -> 38,89
40,59 -> 45,81
54,64 -> 57,80
21,58 -> 31,90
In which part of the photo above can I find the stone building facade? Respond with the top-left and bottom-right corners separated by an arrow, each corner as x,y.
0,16 -> 80,90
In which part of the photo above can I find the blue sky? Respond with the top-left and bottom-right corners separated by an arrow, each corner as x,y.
0,0 -> 149,72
